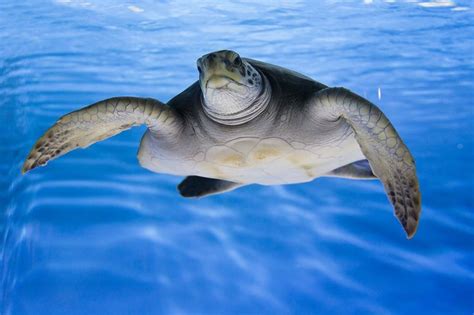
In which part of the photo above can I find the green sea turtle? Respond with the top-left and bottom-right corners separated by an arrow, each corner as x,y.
22,50 -> 421,238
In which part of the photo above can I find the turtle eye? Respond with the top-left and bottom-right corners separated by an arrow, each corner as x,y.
233,56 -> 242,67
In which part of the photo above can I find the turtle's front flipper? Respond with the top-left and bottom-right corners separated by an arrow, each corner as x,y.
22,97 -> 182,174
325,160 -> 376,179
310,87 -> 421,238
178,176 -> 242,198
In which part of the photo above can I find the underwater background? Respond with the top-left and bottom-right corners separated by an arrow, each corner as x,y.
1,0 -> 473,314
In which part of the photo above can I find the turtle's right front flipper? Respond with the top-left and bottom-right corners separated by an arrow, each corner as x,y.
22,97 -> 182,174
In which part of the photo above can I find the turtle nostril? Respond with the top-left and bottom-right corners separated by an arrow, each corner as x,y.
197,66 -> 202,74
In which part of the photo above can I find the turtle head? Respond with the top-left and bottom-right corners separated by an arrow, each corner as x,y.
197,50 -> 268,125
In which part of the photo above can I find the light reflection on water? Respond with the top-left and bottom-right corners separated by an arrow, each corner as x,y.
1,0 -> 473,314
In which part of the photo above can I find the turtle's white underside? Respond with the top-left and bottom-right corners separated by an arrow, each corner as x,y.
138,132 -> 365,185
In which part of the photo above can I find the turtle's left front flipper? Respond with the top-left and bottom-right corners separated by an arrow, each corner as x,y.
309,87 -> 421,238
22,97 -> 181,174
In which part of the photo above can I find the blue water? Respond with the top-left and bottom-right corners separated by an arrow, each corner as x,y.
1,1 -> 473,314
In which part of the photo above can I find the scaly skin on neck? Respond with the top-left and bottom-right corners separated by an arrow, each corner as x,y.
202,75 -> 272,125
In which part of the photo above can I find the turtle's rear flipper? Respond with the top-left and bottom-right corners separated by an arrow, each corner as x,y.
325,160 -> 376,179
310,87 -> 421,238
22,97 -> 181,174
178,176 -> 242,198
